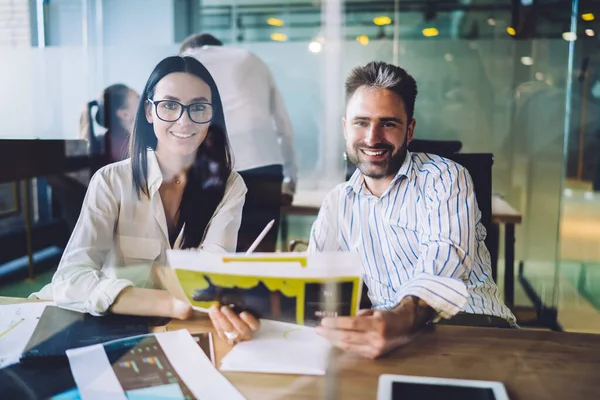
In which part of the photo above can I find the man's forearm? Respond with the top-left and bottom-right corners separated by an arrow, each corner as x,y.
392,296 -> 436,334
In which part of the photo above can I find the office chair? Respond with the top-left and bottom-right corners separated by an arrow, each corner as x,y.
46,101 -> 101,236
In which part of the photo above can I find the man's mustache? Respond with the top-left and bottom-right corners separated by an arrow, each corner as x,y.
355,142 -> 394,151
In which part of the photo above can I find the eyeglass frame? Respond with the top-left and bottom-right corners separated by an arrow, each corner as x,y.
147,98 -> 214,124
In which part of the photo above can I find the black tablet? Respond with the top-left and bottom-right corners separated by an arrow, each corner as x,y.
377,374 -> 509,400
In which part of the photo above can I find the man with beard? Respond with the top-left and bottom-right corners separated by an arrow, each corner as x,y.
311,62 -> 515,359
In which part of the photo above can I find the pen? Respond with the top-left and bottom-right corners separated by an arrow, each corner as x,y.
245,219 -> 275,254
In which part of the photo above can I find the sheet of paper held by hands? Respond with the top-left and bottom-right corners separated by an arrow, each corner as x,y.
163,251 -> 363,326
0,301 -> 53,368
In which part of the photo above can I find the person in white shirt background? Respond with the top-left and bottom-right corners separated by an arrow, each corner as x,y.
31,56 -> 260,344
180,33 -> 298,253
311,61 -> 515,359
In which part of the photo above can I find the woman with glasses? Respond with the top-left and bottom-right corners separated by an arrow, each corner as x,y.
32,56 -> 260,343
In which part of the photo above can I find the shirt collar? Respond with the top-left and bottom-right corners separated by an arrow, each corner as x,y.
147,149 -> 163,194
345,151 -> 414,195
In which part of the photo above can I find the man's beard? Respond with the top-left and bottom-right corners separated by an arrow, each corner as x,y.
347,137 -> 409,180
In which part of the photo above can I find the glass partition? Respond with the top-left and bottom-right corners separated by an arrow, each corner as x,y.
1,0 -> 598,341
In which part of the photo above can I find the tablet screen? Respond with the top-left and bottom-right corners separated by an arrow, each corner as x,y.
392,382 -> 497,400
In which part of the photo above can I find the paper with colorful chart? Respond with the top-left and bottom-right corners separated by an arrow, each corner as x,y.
63,330 -> 243,400
163,251 -> 363,326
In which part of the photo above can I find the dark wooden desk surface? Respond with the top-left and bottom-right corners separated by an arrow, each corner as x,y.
5,293 -> 599,400
167,311 -> 600,400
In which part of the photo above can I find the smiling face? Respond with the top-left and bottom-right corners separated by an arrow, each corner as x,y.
343,86 -> 415,181
145,72 -> 212,161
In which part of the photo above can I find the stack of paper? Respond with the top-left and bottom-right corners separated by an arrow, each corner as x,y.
0,302 -> 52,368
220,320 -> 332,375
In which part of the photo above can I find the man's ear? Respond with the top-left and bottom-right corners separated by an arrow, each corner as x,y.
342,117 -> 347,140
406,118 -> 416,143
145,100 -> 153,124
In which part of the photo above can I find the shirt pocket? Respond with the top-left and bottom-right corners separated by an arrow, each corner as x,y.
117,236 -> 161,261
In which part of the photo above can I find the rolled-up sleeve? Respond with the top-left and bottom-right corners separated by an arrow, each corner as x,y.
391,163 -> 475,319
200,172 -> 247,253
51,171 -> 133,315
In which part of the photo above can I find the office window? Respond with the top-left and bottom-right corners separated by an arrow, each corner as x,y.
0,0 -> 31,47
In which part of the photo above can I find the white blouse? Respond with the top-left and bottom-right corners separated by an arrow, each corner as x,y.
31,151 -> 246,315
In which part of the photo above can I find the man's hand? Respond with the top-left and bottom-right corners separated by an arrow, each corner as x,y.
315,296 -> 434,359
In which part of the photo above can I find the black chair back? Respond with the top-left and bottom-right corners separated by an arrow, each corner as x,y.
408,139 -> 462,156
444,153 -> 493,243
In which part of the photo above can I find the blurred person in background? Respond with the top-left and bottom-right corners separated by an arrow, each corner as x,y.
79,83 -> 140,166
180,33 -> 298,252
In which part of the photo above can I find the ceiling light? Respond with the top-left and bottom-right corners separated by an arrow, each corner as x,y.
422,27 -> 439,37
562,32 -> 577,41
521,56 -> 533,66
586,29 -> 595,37
373,16 -> 392,26
506,27 -> 516,36
267,17 -> 284,27
356,35 -> 369,46
308,41 -> 322,53
582,13 -> 595,21
270,33 -> 287,42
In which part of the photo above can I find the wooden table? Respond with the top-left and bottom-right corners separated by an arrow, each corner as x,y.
281,191 -> 523,309
3,297 -> 600,399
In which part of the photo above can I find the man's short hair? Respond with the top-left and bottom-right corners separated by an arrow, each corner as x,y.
179,33 -> 223,53
345,61 -> 418,121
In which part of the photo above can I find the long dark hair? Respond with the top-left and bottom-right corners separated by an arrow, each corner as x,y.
79,83 -> 132,155
130,56 -> 233,249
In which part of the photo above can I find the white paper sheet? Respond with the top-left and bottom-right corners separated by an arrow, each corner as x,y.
0,301 -> 52,368
66,330 -> 245,400
220,320 -> 332,375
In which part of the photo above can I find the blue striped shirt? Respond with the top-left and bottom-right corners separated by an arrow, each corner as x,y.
308,152 -> 515,323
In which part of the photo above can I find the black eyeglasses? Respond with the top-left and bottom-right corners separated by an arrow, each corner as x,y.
148,99 -> 213,124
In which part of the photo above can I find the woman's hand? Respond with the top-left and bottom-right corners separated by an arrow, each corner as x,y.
208,304 -> 260,344
110,287 -> 193,320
